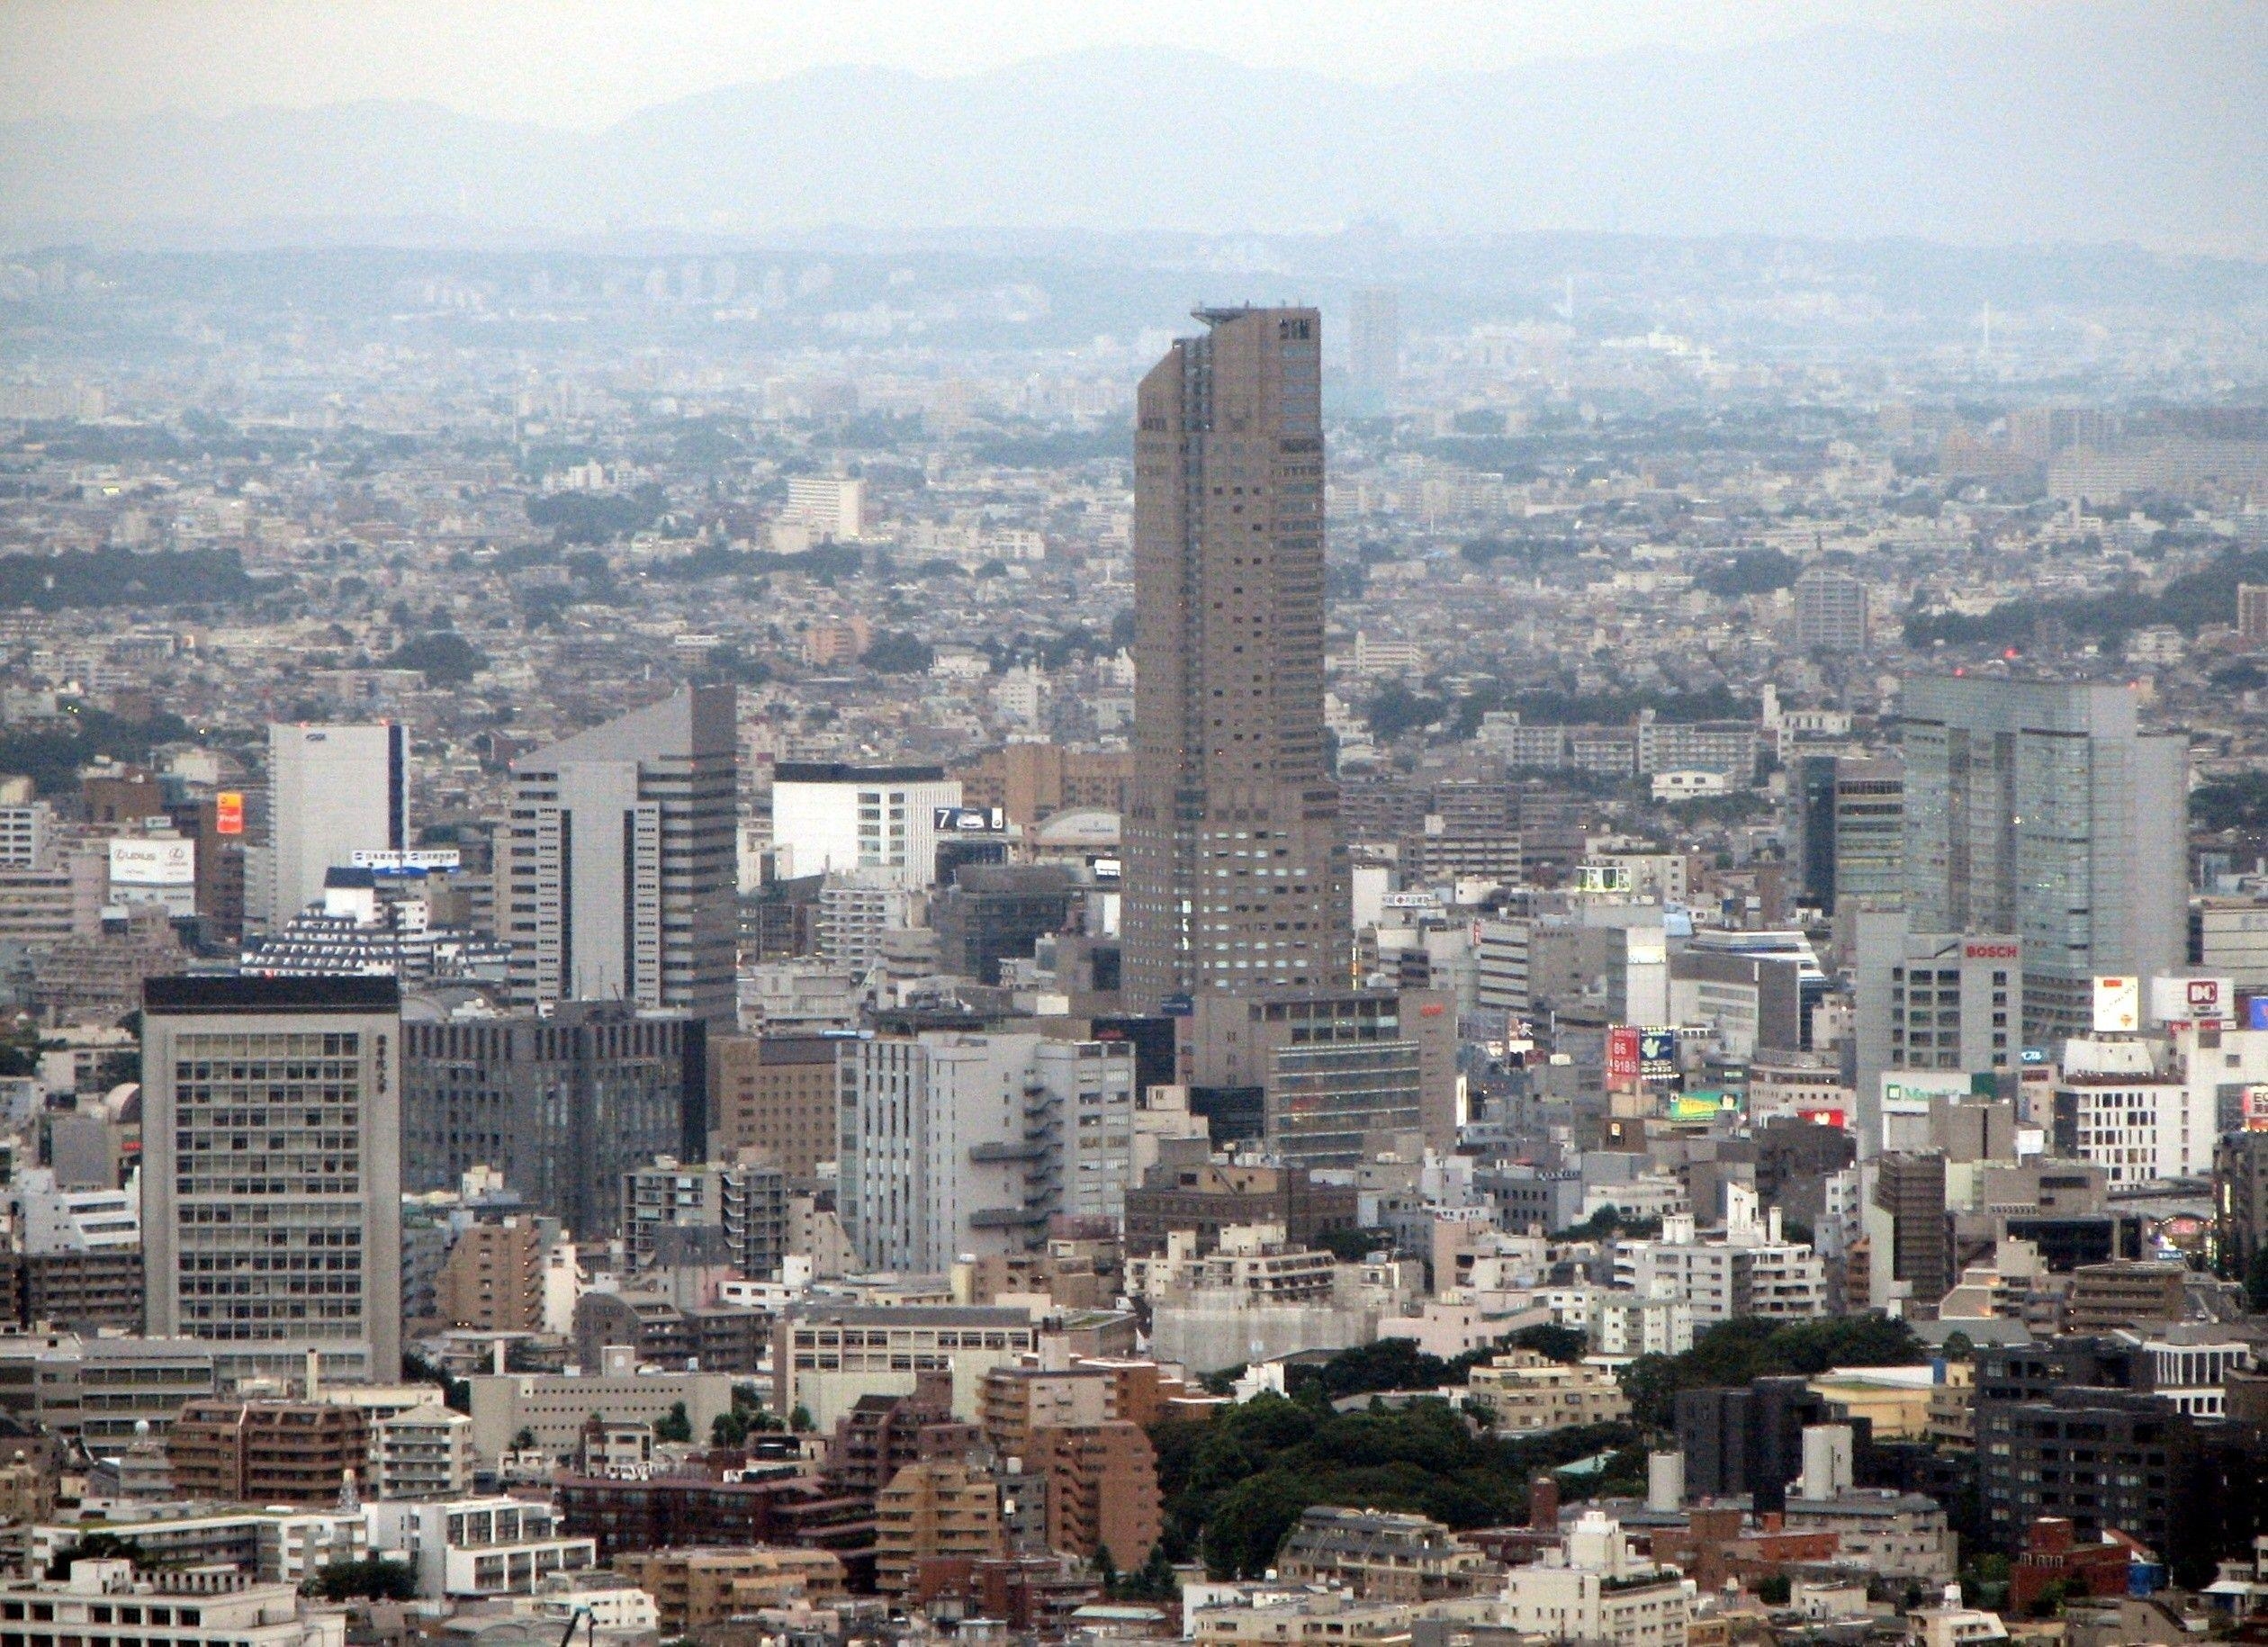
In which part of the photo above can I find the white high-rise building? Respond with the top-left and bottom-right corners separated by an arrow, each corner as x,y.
140,975 -> 403,1385
782,475 -> 866,541
269,723 -> 406,930
1616,1186 -> 1826,1322
770,762 -> 961,890
505,688 -> 738,1026
838,1032 -> 1136,1272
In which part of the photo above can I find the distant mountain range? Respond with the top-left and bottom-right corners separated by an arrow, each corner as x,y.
3,18 -> 2262,252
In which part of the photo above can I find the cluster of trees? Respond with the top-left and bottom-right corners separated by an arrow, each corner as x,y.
709,1387 -> 785,1447
306,1557 -> 418,1601
524,484 -> 668,545
1693,549 -> 1801,598
1619,1315 -> 1924,1429
1149,1393 -> 1634,1579
1549,1206 -> 1663,1242
0,705 -> 195,796
382,631 -> 488,686
2193,772 -> 2268,832
970,428 -> 1130,468
1906,545 -> 2268,650
1270,1328 -> 1580,1408
860,631 -> 933,673
0,545 -> 264,610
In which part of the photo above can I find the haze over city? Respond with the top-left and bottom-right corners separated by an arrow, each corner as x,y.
2,4 -> 2267,1646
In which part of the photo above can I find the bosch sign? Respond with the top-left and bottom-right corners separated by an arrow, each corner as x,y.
1964,942 -> 2019,959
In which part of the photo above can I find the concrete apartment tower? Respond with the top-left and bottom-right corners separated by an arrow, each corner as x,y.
140,975 -> 403,1385
1898,676 -> 2183,1043
1123,306 -> 1350,1011
267,722 -> 406,928
504,686 -> 737,1026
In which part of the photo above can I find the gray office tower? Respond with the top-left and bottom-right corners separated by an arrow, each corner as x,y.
505,687 -> 737,1026
1346,286 -> 1400,412
1899,677 -> 2184,1042
402,999 -> 706,1240
1123,307 -> 1351,1011
140,976 -> 403,1384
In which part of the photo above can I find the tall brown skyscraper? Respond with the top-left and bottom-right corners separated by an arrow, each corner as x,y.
1123,306 -> 1350,1011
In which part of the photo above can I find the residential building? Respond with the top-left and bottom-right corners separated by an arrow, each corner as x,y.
166,1400 -> 370,1505
1588,1294 -> 1696,1359
9,1166 -> 139,1255
1465,1349 -> 1633,1432
505,687 -> 737,1025
368,1403 -> 473,1500
140,976 -> 403,1385
0,1561 -> 346,1647
980,1365 -> 1110,1461
1782,1491 -> 1955,1581
612,1547 -> 849,1634
431,1219 -> 545,1334
364,1496 -> 597,1600
2064,1261 -> 2189,1332
1794,566 -> 1870,652
1899,677 -> 2185,1040
1618,1190 -> 1827,1324
268,721 -> 406,931
554,1470 -> 868,1562
875,1459 -> 1003,1597
1036,1420 -> 1162,1567
620,1156 -> 788,1279
1122,305 -> 1351,1011
1274,1506 -> 1497,1601
17,1511 -> 365,1586
1499,1510 -> 1690,1647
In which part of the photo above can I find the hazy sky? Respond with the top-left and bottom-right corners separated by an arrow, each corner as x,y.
0,0 -> 2013,128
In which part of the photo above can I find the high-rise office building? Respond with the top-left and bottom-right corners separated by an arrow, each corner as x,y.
1792,566 -> 1870,652
1123,306 -> 1348,1010
140,975 -> 403,1384
1794,753 -> 1904,917
268,723 -> 405,929
400,998 -> 706,1238
770,761 -> 961,889
1347,286 -> 1401,411
505,687 -> 737,1026
837,1032 -> 1136,1272
1851,913 -> 2020,1156
1900,677 -> 2184,1041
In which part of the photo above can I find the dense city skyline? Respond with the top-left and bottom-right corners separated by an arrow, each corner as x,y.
1,6 -> 2266,1642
